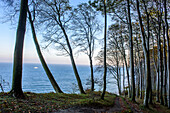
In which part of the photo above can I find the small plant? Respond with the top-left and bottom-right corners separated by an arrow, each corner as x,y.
0,75 -> 10,92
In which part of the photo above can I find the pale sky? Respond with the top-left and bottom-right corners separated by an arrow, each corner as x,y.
0,0 -> 100,65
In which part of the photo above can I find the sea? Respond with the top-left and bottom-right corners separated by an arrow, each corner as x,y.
0,63 -> 120,94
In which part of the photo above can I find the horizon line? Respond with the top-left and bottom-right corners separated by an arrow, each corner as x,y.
0,61 -> 91,66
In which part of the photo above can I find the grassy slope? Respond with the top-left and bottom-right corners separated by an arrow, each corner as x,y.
0,92 -> 115,112
1,91 -> 170,112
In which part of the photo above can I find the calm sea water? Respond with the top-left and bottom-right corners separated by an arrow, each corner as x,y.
0,63 -> 119,94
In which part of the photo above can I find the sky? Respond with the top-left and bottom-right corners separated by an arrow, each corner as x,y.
0,0 -> 98,65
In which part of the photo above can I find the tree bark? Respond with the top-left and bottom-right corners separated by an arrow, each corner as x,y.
10,0 -> 28,98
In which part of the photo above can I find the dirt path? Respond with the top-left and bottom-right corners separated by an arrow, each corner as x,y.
55,97 -> 124,113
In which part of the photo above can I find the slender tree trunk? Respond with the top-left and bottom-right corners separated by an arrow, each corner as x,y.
116,50 -> 121,95
156,35 -> 160,102
151,32 -> 158,93
27,7 -> 63,93
136,37 -> 141,98
10,0 -> 28,98
89,55 -> 94,91
127,0 -> 135,102
156,69 -> 160,102
158,10 -> 164,105
163,0 -> 170,108
143,0 -> 152,104
136,0 -> 151,107
60,26 -> 85,94
123,63 -> 125,96
89,24 -> 95,92
117,60 -> 120,95
163,21 -> 167,106
70,51 -> 85,94
140,60 -> 143,99
101,0 -> 107,100
144,53 -> 151,106
123,51 -> 131,97
125,14 -> 131,99
119,66 -> 121,95
135,48 -> 140,98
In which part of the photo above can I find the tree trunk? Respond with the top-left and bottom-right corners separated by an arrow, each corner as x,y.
156,35 -> 160,102
89,55 -> 94,91
136,0 -> 151,107
123,51 -> 131,97
151,31 -> 158,93
158,10 -> 164,105
144,0 -> 152,104
140,60 -> 143,99
60,26 -> 85,94
136,37 -> 141,98
10,0 -> 28,98
27,7 -> 63,93
116,49 -> 121,95
156,70 -> 160,101
127,0 -> 135,102
101,0 -> 107,100
162,21 -> 167,106
163,0 -> 170,108
123,63 -> 125,96
119,66 -> 121,95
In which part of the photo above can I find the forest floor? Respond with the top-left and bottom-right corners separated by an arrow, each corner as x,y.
0,91 -> 170,113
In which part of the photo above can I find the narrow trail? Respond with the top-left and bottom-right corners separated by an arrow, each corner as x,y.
55,97 -> 124,113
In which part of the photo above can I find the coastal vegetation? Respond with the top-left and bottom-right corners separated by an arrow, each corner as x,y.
0,0 -> 170,112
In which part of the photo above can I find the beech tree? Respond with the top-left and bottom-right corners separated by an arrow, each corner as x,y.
136,0 -> 152,107
163,0 -> 170,108
37,0 -> 85,94
108,23 -> 123,95
89,0 -> 109,99
127,0 -> 135,102
10,0 -> 28,98
101,0 -> 107,100
71,3 -> 101,91
2,0 -> 64,94
162,17 -> 167,106
27,2 -> 63,93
